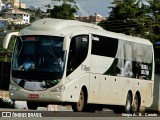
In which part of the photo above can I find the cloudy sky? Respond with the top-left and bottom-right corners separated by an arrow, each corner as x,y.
20,0 -> 113,17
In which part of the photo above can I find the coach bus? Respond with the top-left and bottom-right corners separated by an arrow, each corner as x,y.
3,18 -> 155,113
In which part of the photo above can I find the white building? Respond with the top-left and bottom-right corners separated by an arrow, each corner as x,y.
3,8 -> 30,24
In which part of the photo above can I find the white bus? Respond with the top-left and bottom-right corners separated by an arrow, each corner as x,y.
3,18 -> 155,113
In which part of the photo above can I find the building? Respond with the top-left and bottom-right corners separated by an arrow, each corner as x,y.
0,18 -> 8,28
76,13 -> 106,24
0,0 -> 12,15
3,8 -> 30,24
2,0 -> 26,8
0,2 -> 5,15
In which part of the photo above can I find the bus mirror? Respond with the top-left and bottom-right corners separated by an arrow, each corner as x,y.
3,32 -> 19,49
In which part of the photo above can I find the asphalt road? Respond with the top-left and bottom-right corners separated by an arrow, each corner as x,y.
0,108 -> 160,120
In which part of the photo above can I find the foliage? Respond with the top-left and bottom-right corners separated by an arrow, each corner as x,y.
50,3 -> 77,19
98,0 -> 160,74
44,0 -> 78,19
0,26 -> 23,62
99,0 -> 152,37
53,0 -> 76,4
148,0 -> 160,74
45,4 -> 51,9
0,98 -> 16,109
0,36 -> 15,62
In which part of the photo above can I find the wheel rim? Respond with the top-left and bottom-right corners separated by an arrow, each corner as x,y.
77,90 -> 85,111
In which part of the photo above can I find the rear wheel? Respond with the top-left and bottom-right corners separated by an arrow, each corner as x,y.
72,89 -> 87,112
27,101 -> 38,110
125,93 -> 132,113
132,94 -> 140,112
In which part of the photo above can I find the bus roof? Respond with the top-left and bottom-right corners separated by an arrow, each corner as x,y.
20,18 -> 152,46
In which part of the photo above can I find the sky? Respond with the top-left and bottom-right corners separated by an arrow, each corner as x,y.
20,0 -> 113,17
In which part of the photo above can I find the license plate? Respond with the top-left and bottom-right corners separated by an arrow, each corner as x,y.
29,94 -> 39,98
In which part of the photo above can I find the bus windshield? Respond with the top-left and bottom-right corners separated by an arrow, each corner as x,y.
12,35 -> 66,90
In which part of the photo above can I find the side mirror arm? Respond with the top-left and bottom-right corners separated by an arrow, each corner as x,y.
3,32 -> 19,49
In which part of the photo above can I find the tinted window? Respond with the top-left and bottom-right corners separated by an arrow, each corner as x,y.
67,35 -> 89,76
91,34 -> 118,58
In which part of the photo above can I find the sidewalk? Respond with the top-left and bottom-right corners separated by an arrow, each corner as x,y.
0,90 -> 9,99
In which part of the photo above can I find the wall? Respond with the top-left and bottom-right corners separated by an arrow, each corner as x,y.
4,12 -> 23,20
23,14 -> 30,23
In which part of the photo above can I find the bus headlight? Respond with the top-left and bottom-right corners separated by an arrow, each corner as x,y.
50,85 -> 65,92
9,84 -> 20,91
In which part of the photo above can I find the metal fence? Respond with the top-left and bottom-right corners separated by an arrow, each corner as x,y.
0,61 -> 11,90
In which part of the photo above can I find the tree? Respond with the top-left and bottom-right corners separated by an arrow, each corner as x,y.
98,0 -> 160,74
35,7 -> 42,19
0,35 -> 15,62
53,0 -> 76,4
49,0 -> 78,19
45,4 -> 52,18
98,0 -> 152,37
147,0 -> 160,38
45,4 -> 51,9
147,0 -> 160,74
50,3 -> 77,19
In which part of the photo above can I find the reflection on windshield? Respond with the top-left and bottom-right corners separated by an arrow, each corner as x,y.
13,36 -> 65,73
12,36 -> 65,90
12,36 -> 65,77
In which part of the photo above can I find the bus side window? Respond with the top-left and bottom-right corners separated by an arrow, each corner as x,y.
67,35 -> 89,76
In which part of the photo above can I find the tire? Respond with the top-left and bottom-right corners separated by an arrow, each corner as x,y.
72,89 -> 87,112
132,94 -> 140,112
27,101 -> 38,110
125,93 -> 132,113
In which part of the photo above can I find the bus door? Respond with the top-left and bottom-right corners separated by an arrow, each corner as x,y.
65,33 -> 90,101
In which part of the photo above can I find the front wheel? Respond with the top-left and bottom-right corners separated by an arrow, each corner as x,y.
27,101 -> 38,110
72,89 -> 87,112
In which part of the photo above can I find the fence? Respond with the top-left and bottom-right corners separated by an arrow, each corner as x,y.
0,61 -> 11,90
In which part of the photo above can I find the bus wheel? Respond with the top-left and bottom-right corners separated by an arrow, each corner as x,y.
27,101 -> 38,110
132,94 -> 140,112
72,89 -> 86,112
125,93 -> 132,113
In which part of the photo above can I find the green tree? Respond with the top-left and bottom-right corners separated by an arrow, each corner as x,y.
99,0 -> 152,37
0,36 -> 15,62
45,4 -> 52,18
48,0 -> 78,19
98,0 -> 160,74
147,0 -> 160,74
51,3 -> 77,19
147,0 -> 160,38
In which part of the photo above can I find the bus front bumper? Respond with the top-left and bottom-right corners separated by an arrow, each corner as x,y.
9,85 -> 66,102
